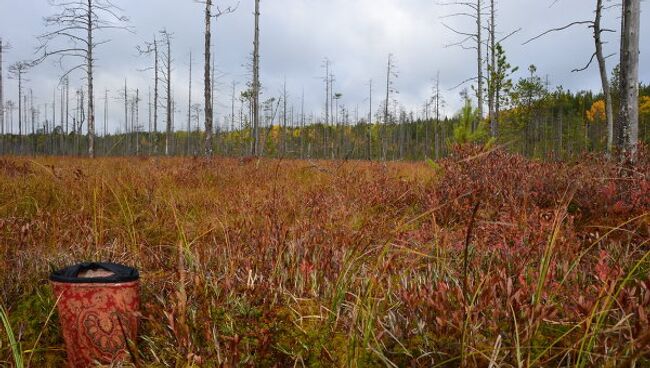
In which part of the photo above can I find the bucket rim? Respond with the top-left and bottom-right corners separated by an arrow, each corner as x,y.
50,262 -> 139,284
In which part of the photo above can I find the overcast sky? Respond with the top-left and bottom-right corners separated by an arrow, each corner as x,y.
0,0 -> 647,133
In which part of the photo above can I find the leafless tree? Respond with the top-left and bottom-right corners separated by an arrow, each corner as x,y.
137,35 -> 161,153
281,78 -> 289,155
432,72 -> 445,159
524,0 -> 617,151
187,51 -> 193,155
158,29 -> 174,156
0,38 -> 10,137
616,0 -> 639,161
485,0 -> 519,137
122,79 -> 128,151
5,100 -> 15,135
103,88 -> 108,153
367,79 -> 372,160
63,76 -> 70,136
487,0 -> 495,135
323,58 -> 330,126
198,0 -> 237,156
35,0 -> 130,158
252,0 -> 261,156
440,0 -> 485,129
383,54 -> 398,160
8,61 -> 32,147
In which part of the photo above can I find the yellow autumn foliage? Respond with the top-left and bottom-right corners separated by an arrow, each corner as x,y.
640,96 -> 650,116
586,100 -> 606,124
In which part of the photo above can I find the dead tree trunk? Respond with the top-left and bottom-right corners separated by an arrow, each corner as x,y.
154,37 -> 159,153
252,0 -> 261,156
441,0 -> 485,131
593,0 -> 615,153
488,0 -> 496,136
0,39 -> 6,138
367,79 -> 372,160
37,0 -> 129,158
86,0 -> 95,157
124,79 -> 128,154
475,0 -> 483,129
615,0 -> 640,161
163,31 -> 172,156
187,51 -> 192,155
203,0 -> 213,156
383,54 -> 398,160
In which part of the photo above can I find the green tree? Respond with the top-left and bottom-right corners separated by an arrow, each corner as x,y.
488,43 -> 518,137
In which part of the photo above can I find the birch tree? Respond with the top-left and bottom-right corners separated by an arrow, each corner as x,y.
36,0 -> 129,158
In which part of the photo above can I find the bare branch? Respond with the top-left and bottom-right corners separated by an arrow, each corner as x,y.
571,52 -> 597,72
440,11 -> 478,20
449,76 -> 479,90
498,27 -> 522,43
522,21 -> 593,45
442,22 -> 478,38
214,2 -> 239,18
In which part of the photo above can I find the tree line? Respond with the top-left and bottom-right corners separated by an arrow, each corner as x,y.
0,0 -> 644,162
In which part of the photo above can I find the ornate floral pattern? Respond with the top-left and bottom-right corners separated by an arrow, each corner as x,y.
51,281 -> 139,368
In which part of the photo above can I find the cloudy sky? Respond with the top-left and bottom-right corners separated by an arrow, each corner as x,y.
0,0 -> 647,133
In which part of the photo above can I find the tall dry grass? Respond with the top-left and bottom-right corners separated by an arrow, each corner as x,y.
0,147 -> 648,367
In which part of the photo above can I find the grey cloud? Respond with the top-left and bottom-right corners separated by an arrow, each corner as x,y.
0,0 -> 647,133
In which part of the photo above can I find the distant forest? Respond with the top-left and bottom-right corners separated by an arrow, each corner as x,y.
0,0 -> 645,161
1,76 -> 648,160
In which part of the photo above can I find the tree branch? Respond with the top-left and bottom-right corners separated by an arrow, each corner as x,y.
571,52 -> 597,72
522,21 -> 593,45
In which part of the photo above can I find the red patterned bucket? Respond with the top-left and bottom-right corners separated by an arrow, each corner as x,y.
50,263 -> 140,368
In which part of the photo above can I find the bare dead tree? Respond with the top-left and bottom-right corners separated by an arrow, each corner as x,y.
0,38 -> 10,137
187,51 -> 192,156
64,76 -> 69,136
616,0 -> 640,161
593,0 -> 616,152
383,53 -> 398,160
252,0 -> 261,156
35,0 -> 130,158
323,58 -> 330,126
137,35 -> 160,154
230,80 -> 237,134
440,0 -> 486,129
103,88 -> 108,153
123,78 -> 128,152
198,0 -> 237,157
134,88 -> 140,155
523,0 -> 617,152
159,29 -> 174,156
485,0 -> 520,137
203,0 -> 213,156
432,72 -> 445,160
367,79 -> 372,160
8,61 -> 32,151
487,0 -> 495,135
281,78 -> 288,155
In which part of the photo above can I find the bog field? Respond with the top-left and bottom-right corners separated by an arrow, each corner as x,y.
0,147 -> 649,367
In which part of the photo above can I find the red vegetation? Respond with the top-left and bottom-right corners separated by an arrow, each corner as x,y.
0,146 -> 648,366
